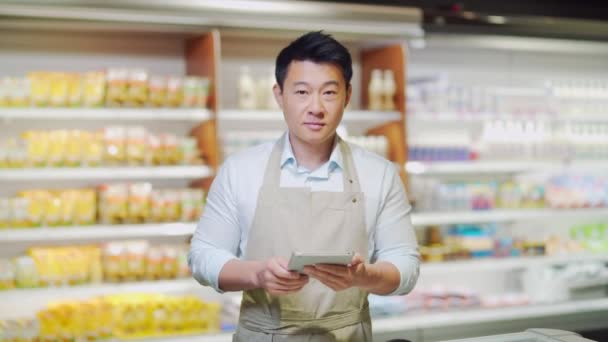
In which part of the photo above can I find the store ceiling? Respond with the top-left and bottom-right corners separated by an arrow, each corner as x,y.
329,0 -> 608,41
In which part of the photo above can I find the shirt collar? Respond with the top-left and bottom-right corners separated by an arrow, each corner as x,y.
280,133 -> 344,176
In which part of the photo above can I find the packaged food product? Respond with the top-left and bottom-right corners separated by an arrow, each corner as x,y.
5,138 -> 27,168
98,183 -> 128,224
102,242 -> 125,282
47,130 -> 69,167
125,241 -> 148,281
147,75 -> 167,107
67,73 -> 83,107
0,77 -> 9,107
0,198 -> 10,228
126,126 -> 147,165
176,245 -> 191,278
128,183 -> 152,223
8,77 -> 31,107
180,189 -> 205,222
105,68 -> 128,106
45,194 -> 63,227
103,126 -> 126,165
145,133 -> 162,166
82,131 -> 104,167
10,197 -> 29,228
179,137 -> 200,165
0,140 -> 7,168
166,76 -> 183,107
145,246 -> 163,280
73,189 -> 96,226
22,130 -> 48,167
14,256 -> 39,288
28,72 -> 51,107
82,71 -> 105,107
160,134 -> 179,165
18,190 -> 48,227
0,258 -> 15,290
64,130 -> 83,167
59,190 -> 79,226
49,72 -> 69,107
160,245 -> 178,279
149,189 -> 166,222
126,69 -> 148,107
183,76 -> 201,108
163,189 -> 181,222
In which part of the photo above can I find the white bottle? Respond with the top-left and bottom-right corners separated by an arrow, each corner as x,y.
368,69 -> 383,111
238,66 -> 257,110
382,69 -> 396,111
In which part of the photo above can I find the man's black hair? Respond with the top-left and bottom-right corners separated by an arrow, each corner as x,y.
275,31 -> 352,91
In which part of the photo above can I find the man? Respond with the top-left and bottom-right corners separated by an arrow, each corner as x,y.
189,31 -> 419,341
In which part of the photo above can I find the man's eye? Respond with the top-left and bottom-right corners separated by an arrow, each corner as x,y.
324,90 -> 337,95
295,90 -> 308,95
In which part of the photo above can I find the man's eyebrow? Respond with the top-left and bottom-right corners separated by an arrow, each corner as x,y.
292,80 -> 340,87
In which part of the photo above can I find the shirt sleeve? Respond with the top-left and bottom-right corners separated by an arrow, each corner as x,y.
372,163 -> 420,296
188,158 -> 241,293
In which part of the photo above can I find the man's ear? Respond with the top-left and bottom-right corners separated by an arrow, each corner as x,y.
273,84 -> 283,110
345,84 -> 352,108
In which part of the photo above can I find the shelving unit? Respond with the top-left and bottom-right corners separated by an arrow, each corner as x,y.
421,254 -> 608,274
0,108 -> 213,121
408,112 -> 608,123
0,166 -> 213,181
410,208 -> 608,226
0,223 -> 196,242
405,160 -> 608,175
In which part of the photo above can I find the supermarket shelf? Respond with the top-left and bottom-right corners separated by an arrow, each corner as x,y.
408,112 -> 608,122
405,160 -> 608,175
140,333 -> 232,342
117,298 -> 608,341
0,223 -> 196,242
374,297 -> 608,333
219,109 -> 401,123
0,108 -> 212,121
421,254 -> 608,274
0,165 -> 213,181
410,208 -> 608,226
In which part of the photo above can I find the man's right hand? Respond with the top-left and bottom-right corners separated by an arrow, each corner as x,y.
255,257 -> 309,295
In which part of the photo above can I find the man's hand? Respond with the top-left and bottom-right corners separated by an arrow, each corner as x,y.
303,254 -> 369,291
256,257 -> 309,295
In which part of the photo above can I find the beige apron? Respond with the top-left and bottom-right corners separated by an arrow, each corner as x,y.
234,134 -> 372,342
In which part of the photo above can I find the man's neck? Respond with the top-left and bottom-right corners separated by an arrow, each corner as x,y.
288,132 -> 336,171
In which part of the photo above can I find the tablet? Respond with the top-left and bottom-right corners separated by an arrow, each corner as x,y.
287,251 -> 354,272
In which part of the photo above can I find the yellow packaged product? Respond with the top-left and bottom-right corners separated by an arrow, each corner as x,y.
22,130 -> 48,167
49,72 -> 69,107
127,69 -> 148,107
28,248 -> 52,287
59,190 -> 78,226
144,246 -> 163,280
105,68 -> 128,106
13,256 -> 39,288
98,183 -> 128,224
5,138 -> 27,169
148,75 -> 167,107
0,198 -> 10,229
179,137 -> 201,165
0,77 -> 9,107
44,194 -> 63,227
10,197 -> 29,228
64,130 -> 83,167
145,133 -> 162,166
166,76 -> 183,107
47,130 -> 68,167
82,71 -> 105,107
73,189 -> 96,226
0,258 -> 15,290
126,126 -> 147,166
160,245 -> 178,279
176,245 -> 191,278
86,246 -> 103,283
128,182 -> 152,223
180,189 -> 205,222
19,190 -> 49,227
102,242 -> 126,282
82,131 -> 104,167
67,73 -> 82,107
28,72 -> 51,107
8,77 -> 31,107
103,126 -> 126,165
0,140 -> 7,168
182,76 -> 210,108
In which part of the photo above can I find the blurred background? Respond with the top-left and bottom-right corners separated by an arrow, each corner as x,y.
0,1 -> 607,341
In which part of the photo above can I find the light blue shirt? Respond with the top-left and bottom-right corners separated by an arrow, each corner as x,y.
189,133 -> 420,295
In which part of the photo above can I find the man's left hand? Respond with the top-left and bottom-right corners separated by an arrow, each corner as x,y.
302,253 -> 369,291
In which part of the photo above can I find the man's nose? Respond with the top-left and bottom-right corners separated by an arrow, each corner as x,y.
307,94 -> 325,116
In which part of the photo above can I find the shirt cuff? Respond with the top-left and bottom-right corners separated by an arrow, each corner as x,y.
191,249 -> 236,293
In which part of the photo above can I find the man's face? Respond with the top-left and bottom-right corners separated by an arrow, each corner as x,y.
273,60 -> 351,147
